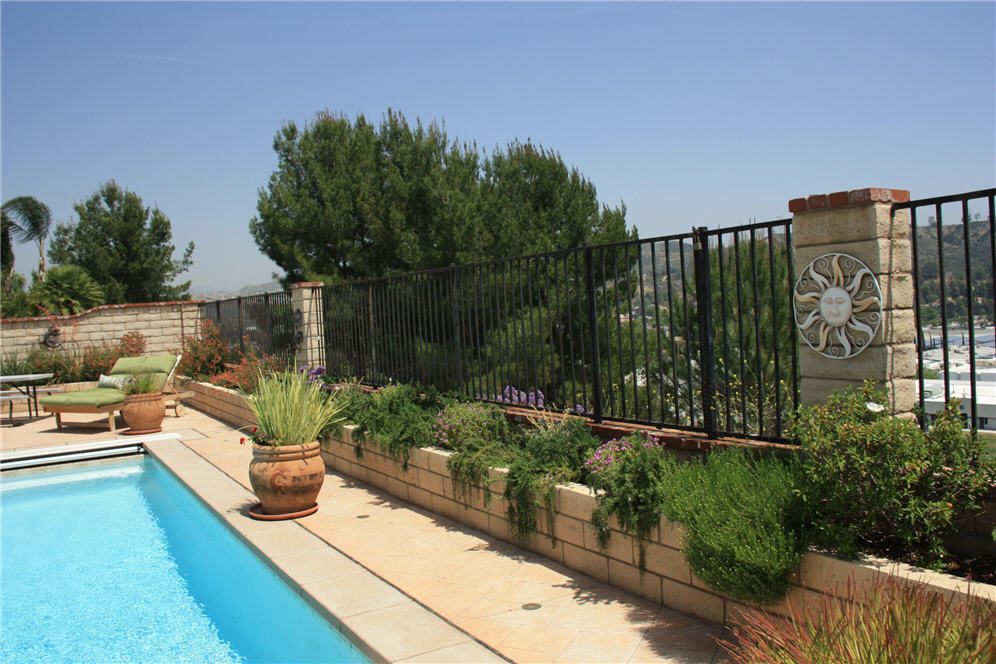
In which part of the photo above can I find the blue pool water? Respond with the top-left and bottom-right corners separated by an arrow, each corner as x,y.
1,456 -> 370,663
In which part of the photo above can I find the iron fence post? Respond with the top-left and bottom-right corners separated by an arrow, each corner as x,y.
237,297 -> 245,356
693,227 -> 716,438
450,263 -> 464,393
584,244 -> 603,423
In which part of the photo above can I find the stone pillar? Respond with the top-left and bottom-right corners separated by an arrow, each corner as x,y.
789,188 -> 916,415
289,282 -> 325,371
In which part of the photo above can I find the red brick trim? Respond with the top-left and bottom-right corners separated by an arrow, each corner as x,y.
289,281 -> 324,289
789,187 -> 910,213
1,300 -> 205,323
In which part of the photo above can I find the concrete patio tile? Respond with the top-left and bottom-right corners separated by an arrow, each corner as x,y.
302,572 -> 409,620
268,547 -> 360,587
497,623 -> 578,655
397,640 -> 509,663
342,601 -> 473,662
494,645 -> 560,664
552,629 -> 642,663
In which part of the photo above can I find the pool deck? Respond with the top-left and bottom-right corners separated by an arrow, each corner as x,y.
2,409 -> 730,663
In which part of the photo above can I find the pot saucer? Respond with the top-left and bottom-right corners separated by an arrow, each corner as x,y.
247,502 -> 318,520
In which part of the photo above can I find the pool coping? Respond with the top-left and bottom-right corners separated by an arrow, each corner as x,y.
144,438 -> 507,664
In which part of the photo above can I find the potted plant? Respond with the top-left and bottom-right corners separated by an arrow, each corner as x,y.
121,372 -> 166,434
244,371 -> 345,519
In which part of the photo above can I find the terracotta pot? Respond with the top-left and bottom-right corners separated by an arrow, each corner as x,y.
249,441 -> 325,515
122,393 -> 165,432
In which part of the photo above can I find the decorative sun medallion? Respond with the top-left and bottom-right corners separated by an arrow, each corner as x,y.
793,253 -> 882,359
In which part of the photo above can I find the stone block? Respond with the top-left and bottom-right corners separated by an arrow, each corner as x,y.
430,494 -> 460,522
877,274 -> 915,310
609,559 -> 663,604
366,470 -> 390,492
583,522 -> 633,565
525,533 -> 564,563
407,447 -> 430,470
426,448 -> 453,476
799,551 -> 895,594
661,578 -> 725,624
386,477 -> 410,502
644,542 -> 692,584
459,505 -> 491,535
656,517 -> 688,549
417,469 -> 446,497
556,483 -> 597,521
407,486 -> 433,511
794,240 -> 911,277
486,513 -> 512,541
880,308 -> 916,345
765,584 -> 826,619
799,343 -> 916,383
562,542 -> 609,583
793,203 -> 908,246
552,514 -> 585,548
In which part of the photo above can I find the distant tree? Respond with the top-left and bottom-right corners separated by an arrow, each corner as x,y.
29,264 -> 105,315
251,109 -> 632,284
0,272 -> 32,318
2,195 -> 53,277
49,181 -> 194,303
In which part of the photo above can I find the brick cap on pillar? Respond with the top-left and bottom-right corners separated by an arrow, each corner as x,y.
789,188 -> 910,213
289,281 -> 325,289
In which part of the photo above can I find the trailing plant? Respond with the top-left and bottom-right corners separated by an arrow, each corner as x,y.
663,448 -> 805,604
350,384 -> 444,469
504,414 -> 599,543
791,382 -> 994,568
587,432 -> 677,569
246,371 -> 345,447
438,401 -> 517,502
720,576 -> 996,664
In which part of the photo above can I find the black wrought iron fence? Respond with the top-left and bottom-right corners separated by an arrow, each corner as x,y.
320,217 -> 797,442
903,187 -> 996,431
203,291 -> 296,366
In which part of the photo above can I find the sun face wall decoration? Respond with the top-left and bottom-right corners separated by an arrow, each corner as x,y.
793,253 -> 883,359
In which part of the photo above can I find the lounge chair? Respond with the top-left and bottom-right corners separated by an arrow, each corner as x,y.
41,354 -> 182,432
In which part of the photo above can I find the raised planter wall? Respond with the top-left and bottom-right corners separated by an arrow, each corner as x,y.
183,382 -> 995,626
181,379 -> 257,430
322,425 -> 995,627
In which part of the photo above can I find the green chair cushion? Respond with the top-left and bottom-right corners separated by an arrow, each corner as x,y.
41,388 -> 126,408
109,354 -> 177,376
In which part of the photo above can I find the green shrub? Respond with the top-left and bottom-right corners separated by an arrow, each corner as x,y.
504,415 -> 599,543
663,448 -> 805,604
792,382 -> 994,568
587,432 -> 677,568
178,320 -> 230,380
351,384 -> 444,469
439,402 -> 518,501
721,576 -> 996,664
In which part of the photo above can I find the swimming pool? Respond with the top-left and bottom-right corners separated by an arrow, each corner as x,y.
1,455 -> 371,664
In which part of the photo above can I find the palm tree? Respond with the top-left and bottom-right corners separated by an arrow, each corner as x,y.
1,209 -> 13,295
2,195 -> 53,278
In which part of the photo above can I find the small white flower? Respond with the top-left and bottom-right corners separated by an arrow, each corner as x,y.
866,402 -> 885,413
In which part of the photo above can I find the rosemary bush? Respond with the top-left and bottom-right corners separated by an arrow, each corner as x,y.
350,384 -> 443,468
663,448 -> 805,604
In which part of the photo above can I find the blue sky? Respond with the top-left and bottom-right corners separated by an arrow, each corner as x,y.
3,1 -> 994,293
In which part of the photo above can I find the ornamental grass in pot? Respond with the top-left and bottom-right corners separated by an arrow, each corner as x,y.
245,371 -> 345,517
122,372 -> 166,434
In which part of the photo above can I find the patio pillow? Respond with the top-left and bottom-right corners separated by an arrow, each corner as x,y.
98,374 -> 133,390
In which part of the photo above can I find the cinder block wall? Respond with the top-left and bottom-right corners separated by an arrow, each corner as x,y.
321,425 -> 994,626
1,301 -> 205,357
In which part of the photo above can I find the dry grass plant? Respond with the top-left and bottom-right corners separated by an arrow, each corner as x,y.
247,371 -> 345,447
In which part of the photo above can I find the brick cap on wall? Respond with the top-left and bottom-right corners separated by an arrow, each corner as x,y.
1,300 -> 205,324
289,281 -> 325,289
789,188 -> 910,213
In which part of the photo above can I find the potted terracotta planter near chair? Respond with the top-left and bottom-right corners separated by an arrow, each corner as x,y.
244,371 -> 345,519
122,372 -> 166,434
